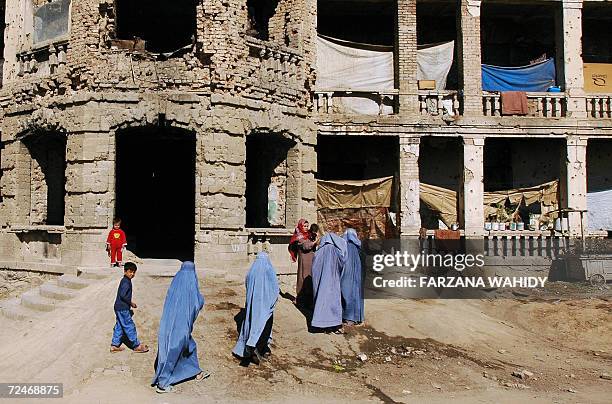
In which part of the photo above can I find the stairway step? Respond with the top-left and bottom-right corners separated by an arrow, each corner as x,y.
0,298 -> 40,320
39,283 -> 76,300
58,274 -> 91,290
21,291 -> 59,312
77,267 -> 113,280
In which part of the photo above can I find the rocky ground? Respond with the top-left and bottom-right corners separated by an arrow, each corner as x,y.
0,268 -> 610,403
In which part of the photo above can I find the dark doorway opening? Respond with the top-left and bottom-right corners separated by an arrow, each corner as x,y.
116,0 -> 197,53
417,0 -> 458,89
317,135 -> 398,181
484,138 -> 562,191
481,2 -> 556,67
583,3 -> 612,64
115,127 -> 196,261
419,136 -> 462,229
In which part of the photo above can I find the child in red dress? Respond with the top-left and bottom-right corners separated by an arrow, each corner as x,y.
107,218 -> 127,268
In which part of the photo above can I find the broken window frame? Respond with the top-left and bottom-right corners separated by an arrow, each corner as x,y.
112,0 -> 198,55
30,0 -> 72,50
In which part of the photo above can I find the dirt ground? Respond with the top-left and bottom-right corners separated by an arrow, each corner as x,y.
0,270 -> 610,404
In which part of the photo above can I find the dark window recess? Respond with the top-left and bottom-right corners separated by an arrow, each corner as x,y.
116,0 -> 197,53
246,0 -> 281,41
245,133 -> 294,228
23,133 -> 67,226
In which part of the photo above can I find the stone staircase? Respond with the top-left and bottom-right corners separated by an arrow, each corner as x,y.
0,268 -> 111,321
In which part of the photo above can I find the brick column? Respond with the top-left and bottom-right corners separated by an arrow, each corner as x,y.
459,137 -> 484,237
557,0 -> 586,118
399,136 -> 420,237
396,0 -> 419,114
561,136 -> 588,235
457,0 -> 482,116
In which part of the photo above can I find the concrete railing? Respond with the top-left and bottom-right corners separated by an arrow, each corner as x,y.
418,90 -> 461,116
482,92 -> 567,118
419,232 -> 588,259
246,37 -> 303,90
586,95 -> 612,118
313,89 -> 399,115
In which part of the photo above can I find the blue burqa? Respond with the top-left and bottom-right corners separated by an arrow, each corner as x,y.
341,229 -> 364,323
152,262 -> 204,389
311,233 -> 347,329
232,252 -> 279,357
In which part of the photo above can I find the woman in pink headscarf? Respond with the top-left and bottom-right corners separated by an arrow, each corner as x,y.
288,219 -> 318,308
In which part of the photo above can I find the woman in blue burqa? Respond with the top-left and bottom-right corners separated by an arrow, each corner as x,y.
341,228 -> 364,326
311,232 -> 347,333
232,252 -> 280,365
152,261 -> 208,394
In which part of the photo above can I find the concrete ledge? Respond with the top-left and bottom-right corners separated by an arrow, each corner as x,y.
0,261 -> 75,275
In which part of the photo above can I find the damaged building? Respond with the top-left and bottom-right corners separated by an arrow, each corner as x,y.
0,0 -> 611,273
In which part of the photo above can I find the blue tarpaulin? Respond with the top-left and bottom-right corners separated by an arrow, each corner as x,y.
481,59 -> 556,92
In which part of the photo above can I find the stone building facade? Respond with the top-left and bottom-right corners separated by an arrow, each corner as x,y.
0,0 -> 610,274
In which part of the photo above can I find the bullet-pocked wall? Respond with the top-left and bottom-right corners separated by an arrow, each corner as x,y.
0,0 -> 318,274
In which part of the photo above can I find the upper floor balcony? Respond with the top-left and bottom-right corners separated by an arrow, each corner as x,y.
313,0 -> 612,124
0,0 -> 610,122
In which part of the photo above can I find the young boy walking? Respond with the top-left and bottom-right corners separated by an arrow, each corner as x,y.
107,218 -> 127,268
110,262 -> 149,353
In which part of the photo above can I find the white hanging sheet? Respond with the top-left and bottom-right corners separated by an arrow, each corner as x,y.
587,189 -> 612,231
316,35 -> 454,115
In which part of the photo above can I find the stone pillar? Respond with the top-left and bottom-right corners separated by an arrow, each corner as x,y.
557,0 -> 586,118
195,122 -> 249,270
64,132 -> 114,266
460,137 -> 484,237
396,0 -> 419,114
399,136 -> 420,237
299,125 -> 317,224
457,0 -> 482,116
14,141 -> 33,225
286,145 -> 302,227
561,136 -> 588,235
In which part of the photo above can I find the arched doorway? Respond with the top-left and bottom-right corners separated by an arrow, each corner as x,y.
115,126 -> 196,261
